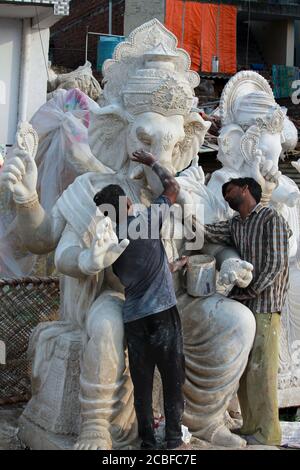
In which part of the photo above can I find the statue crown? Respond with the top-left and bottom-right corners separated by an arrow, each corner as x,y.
255,106 -> 285,135
123,75 -> 194,117
121,41 -> 195,117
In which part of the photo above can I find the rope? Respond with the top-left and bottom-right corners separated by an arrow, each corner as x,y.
181,0 -> 186,48
246,0 -> 251,68
216,0 -> 221,60
35,6 -> 50,81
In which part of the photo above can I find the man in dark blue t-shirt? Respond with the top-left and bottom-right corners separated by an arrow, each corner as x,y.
93,150 -> 188,450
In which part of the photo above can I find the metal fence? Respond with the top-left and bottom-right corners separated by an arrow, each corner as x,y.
0,277 -> 60,404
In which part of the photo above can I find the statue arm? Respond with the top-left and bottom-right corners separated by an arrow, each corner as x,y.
203,242 -> 241,270
1,145 -> 65,254
55,217 -> 129,279
54,224 -> 87,279
16,198 -> 66,254
271,175 -> 300,207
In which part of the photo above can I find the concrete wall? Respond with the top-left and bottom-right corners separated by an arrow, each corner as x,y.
124,0 -> 165,36
0,17 -> 50,148
27,28 -> 50,120
0,18 -> 22,147
295,20 -> 300,67
286,20 -> 295,67
251,19 -> 295,67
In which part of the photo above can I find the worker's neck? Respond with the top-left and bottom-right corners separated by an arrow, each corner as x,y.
238,198 -> 257,220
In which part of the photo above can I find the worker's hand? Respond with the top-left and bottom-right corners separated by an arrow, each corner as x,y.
0,147 -> 38,203
131,149 -> 156,167
79,216 -> 129,275
169,256 -> 189,273
219,258 -> 253,288
291,159 -> 300,173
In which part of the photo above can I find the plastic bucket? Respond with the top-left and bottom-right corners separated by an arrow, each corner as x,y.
212,56 -> 219,73
186,255 -> 216,297
97,35 -> 124,71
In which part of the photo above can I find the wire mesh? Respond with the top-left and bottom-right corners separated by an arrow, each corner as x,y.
0,277 -> 60,404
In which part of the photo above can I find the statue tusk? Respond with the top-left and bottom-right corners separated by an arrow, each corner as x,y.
129,164 -> 144,180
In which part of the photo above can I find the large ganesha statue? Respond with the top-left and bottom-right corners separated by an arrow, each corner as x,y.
0,20 -> 256,449
204,71 -> 300,408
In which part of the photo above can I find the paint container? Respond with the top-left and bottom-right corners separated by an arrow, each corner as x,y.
186,254 -> 216,297
212,56 -> 219,73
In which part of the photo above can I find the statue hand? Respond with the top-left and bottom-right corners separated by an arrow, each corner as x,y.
179,156 -> 205,184
177,187 -> 194,207
79,217 -> 129,275
285,191 -> 300,208
291,159 -> 300,174
251,151 -> 281,195
219,258 -> 253,288
0,148 -> 38,203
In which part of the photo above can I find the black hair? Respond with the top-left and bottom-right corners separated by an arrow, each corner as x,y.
222,177 -> 262,204
93,184 -> 126,223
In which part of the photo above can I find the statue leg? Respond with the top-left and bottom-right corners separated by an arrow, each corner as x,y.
178,293 -> 256,448
74,290 -> 137,450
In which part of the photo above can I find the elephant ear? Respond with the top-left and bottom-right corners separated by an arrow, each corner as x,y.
240,124 -> 261,167
88,105 -> 130,171
172,112 -> 211,173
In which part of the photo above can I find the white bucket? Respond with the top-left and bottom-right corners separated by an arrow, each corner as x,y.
186,254 -> 216,297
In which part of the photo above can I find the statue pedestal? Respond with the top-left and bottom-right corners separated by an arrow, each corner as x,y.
278,384 -> 300,408
19,328 -> 82,449
19,415 -> 76,450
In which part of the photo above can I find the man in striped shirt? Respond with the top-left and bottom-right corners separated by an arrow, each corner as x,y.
204,177 -> 290,446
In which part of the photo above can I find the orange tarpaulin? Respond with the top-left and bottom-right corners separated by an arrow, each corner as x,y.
165,0 -> 237,74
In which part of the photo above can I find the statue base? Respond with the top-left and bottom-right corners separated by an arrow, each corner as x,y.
20,327 -> 82,440
19,415 -> 76,450
278,386 -> 300,408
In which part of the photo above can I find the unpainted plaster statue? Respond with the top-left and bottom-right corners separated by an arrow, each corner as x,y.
188,71 -> 300,406
0,20 -> 256,449
47,61 -> 102,102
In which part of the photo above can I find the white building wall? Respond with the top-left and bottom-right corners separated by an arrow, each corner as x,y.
0,18 -> 22,147
296,20 -> 300,67
124,0 -> 165,36
27,27 -> 50,120
286,20 -> 295,67
0,12 -> 51,149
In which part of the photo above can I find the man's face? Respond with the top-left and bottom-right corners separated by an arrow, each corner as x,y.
224,184 -> 246,211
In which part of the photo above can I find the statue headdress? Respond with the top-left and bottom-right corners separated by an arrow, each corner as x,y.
219,71 -> 285,134
101,19 -> 199,117
218,71 -> 289,166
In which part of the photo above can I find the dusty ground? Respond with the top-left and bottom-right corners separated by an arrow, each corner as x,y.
1,404 -> 298,451
0,404 -> 25,450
